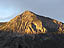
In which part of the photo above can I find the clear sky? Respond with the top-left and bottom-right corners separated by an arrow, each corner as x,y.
0,0 -> 64,23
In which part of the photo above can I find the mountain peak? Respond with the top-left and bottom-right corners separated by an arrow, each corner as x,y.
0,11 -> 47,34
0,11 -> 64,34
23,10 -> 32,14
21,10 -> 35,17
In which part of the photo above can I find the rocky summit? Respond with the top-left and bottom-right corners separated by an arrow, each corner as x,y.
0,10 -> 64,34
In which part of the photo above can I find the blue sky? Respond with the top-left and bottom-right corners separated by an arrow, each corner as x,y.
0,0 -> 64,23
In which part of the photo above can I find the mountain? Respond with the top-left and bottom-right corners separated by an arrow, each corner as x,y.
0,11 -> 64,48
0,10 -> 64,34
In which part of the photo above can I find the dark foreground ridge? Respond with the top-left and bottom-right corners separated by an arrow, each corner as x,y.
0,31 -> 64,48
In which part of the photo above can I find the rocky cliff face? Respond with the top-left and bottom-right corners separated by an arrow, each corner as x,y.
0,11 -> 64,34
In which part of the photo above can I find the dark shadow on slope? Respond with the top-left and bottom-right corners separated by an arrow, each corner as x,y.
36,15 -> 59,32
29,11 -> 59,32
31,23 -> 37,32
